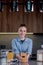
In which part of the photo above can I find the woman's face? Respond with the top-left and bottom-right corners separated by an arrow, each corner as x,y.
18,26 -> 27,38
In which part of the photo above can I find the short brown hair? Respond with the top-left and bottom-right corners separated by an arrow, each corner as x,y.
19,24 -> 27,28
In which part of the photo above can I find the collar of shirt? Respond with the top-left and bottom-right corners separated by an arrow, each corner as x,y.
17,37 -> 28,42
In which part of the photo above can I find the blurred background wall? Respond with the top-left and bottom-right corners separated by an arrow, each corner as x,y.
0,0 -> 43,33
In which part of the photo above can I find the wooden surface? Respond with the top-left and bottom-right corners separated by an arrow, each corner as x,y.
0,0 -> 43,33
0,57 -> 43,65
7,62 -> 29,65
5,61 -> 43,65
21,62 -> 29,65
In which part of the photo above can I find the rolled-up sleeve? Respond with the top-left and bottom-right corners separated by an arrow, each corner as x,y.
11,39 -> 19,54
27,39 -> 33,55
